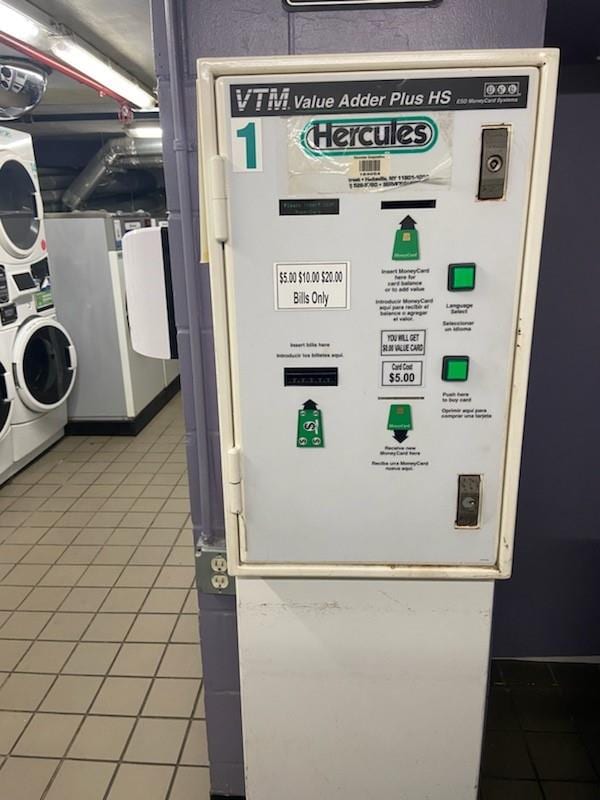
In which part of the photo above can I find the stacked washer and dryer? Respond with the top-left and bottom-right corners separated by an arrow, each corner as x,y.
0,128 -> 77,485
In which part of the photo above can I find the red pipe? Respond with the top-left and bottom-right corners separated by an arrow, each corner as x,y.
0,30 -> 132,110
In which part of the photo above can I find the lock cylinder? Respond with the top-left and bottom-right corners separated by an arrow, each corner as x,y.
478,126 -> 510,200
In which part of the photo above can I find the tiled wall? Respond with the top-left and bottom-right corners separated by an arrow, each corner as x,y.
149,1 -> 548,794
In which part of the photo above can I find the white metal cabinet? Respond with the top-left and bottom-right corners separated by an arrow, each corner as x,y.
198,50 -> 559,579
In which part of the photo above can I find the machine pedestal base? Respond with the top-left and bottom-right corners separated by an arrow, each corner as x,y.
237,577 -> 494,800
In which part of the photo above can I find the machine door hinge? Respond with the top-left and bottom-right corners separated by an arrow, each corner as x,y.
209,155 -> 229,244
227,446 -> 243,514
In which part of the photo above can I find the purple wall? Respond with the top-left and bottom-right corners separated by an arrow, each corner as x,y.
149,1 -> 548,794
492,92 -> 600,658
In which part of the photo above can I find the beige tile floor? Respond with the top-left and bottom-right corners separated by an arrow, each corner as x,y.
0,396 -> 210,799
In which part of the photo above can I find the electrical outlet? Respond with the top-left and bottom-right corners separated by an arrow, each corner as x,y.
211,574 -> 230,590
211,555 -> 228,573
195,546 -> 235,595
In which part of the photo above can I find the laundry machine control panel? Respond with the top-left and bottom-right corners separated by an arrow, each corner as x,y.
0,258 -> 55,320
198,51 -> 558,579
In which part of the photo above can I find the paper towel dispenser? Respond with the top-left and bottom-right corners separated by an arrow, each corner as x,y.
122,225 -> 177,360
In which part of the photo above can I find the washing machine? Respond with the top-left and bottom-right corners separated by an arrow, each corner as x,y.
0,262 -> 76,481
0,127 -> 47,266
0,128 -> 77,483
45,212 -> 178,434
10,316 -> 76,470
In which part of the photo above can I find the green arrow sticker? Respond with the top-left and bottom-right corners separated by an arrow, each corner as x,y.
392,215 -> 420,261
297,400 -> 324,448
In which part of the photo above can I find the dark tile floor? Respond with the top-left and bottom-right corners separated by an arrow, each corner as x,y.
481,660 -> 600,799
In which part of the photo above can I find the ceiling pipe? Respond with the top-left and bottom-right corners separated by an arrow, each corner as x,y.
44,170 -> 157,205
116,154 -> 164,170
62,136 -> 162,210
94,170 -> 157,196
0,30 -> 130,111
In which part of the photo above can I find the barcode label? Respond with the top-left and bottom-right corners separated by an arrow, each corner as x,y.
358,158 -> 382,174
349,154 -> 390,180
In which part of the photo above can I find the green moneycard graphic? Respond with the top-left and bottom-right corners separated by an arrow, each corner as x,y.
387,404 -> 413,431
392,215 -> 420,261
297,401 -> 324,448
392,228 -> 419,260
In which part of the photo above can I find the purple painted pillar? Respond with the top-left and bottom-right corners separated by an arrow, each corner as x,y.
149,1 -> 547,795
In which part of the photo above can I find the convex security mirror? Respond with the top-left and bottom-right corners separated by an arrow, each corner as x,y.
0,59 -> 48,121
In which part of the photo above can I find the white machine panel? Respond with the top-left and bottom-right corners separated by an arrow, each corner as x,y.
237,577 -> 493,800
198,51 -> 558,577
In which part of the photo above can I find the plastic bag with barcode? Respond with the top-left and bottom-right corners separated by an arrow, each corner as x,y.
286,112 -> 452,194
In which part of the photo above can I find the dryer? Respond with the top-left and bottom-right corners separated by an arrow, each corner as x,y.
0,128 -> 47,266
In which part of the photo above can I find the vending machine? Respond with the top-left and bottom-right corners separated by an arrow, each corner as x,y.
197,49 -> 558,799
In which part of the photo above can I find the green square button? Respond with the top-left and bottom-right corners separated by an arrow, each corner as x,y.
442,356 -> 470,382
448,263 -> 476,291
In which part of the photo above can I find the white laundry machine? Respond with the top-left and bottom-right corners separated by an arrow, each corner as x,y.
0,127 -> 77,484
45,212 -> 179,435
10,311 -> 76,466
0,262 -> 77,482
0,127 -> 47,265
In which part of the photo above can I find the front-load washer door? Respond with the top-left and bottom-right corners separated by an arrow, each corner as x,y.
0,359 -> 15,438
0,156 -> 42,259
13,318 -> 77,412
